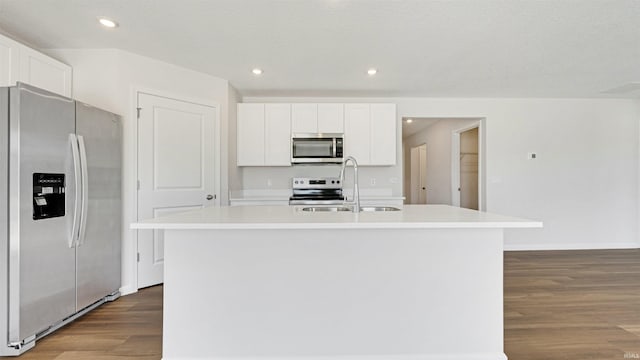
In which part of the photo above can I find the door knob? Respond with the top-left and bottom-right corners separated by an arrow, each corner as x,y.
206,194 -> 214,200
422,187 -> 426,190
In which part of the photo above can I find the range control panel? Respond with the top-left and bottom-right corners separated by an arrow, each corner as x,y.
33,173 -> 65,220
292,177 -> 342,190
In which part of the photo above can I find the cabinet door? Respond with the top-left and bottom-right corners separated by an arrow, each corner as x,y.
237,104 -> 265,166
318,103 -> 344,133
291,103 -> 318,133
19,46 -> 72,97
344,104 -> 371,165
370,104 -> 397,165
0,34 -> 19,87
265,104 -> 292,166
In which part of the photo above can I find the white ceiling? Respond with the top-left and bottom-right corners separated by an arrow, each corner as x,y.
1,0 -> 639,98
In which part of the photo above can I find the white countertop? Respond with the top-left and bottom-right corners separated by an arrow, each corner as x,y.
131,205 -> 542,230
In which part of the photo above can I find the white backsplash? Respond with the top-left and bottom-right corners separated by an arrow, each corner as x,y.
240,165 -> 402,196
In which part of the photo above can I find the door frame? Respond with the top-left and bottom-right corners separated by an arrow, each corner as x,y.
129,86 -> 221,292
451,120 -> 484,210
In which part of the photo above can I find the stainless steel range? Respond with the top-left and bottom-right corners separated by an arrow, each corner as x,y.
289,177 -> 345,205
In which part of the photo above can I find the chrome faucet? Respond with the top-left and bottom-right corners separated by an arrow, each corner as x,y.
339,156 -> 360,213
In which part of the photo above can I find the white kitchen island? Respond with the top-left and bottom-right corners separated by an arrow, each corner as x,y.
132,205 -> 541,360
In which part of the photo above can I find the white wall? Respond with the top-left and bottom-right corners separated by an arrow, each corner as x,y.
403,119 -> 479,205
48,48 -> 231,294
227,85 -> 243,192
246,96 -> 640,250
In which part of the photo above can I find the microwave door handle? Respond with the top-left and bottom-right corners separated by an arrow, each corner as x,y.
333,138 -> 337,157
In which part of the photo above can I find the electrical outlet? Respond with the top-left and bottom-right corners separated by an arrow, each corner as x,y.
370,178 -> 376,186
527,152 -> 537,160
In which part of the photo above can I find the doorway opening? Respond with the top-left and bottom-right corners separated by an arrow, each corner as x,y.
402,117 -> 484,210
452,126 -> 479,210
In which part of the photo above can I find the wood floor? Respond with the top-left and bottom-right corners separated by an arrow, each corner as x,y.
505,249 -> 640,360
18,285 -> 162,360
16,249 -> 640,359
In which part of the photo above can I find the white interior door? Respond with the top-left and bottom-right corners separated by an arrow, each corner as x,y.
137,93 -> 218,289
410,144 -> 427,204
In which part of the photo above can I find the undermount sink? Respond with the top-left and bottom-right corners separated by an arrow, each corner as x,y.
301,206 -> 351,212
360,206 -> 401,212
301,206 -> 401,212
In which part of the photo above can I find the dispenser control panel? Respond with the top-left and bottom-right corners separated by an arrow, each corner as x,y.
33,173 -> 65,220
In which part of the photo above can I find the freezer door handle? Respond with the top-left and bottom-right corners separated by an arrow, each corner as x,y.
77,135 -> 89,246
69,134 -> 82,248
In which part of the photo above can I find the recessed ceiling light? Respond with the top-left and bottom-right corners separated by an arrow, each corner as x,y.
98,17 -> 118,28
406,119 -> 413,123
367,68 -> 377,76
252,68 -> 263,75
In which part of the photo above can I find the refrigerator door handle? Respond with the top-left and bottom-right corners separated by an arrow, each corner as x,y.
77,135 -> 89,246
69,134 -> 82,248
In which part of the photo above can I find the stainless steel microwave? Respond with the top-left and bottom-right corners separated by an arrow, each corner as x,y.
291,133 -> 344,164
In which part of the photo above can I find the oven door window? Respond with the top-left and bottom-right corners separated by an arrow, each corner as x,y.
293,139 -> 334,158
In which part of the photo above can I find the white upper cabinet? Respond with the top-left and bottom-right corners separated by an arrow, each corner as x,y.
19,46 -> 72,97
0,35 -> 19,87
317,103 -> 344,133
370,104 -> 397,165
292,103 -> 344,134
291,103 -> 317,133
344,103 -> 397,166
344,104 -> 372,165
239,102 -> 394,167
237,103 -> 292,167
0,33 -> 72,97
265,104 -> 292,166
237,104 -> 265,166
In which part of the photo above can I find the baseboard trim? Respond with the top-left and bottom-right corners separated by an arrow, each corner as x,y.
163,353 -> 507,360
505,242 -> 640,251
119,285 -> 138,296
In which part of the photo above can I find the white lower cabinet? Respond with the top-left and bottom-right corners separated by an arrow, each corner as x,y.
0,33 -> 72,97
237,103 -> 292,166
344,103 -> 397,166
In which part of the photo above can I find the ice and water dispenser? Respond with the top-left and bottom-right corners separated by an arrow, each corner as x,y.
32,173 -> 65,220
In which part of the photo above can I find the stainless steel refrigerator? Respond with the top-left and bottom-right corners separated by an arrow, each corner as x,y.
0,83 -> 122,356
